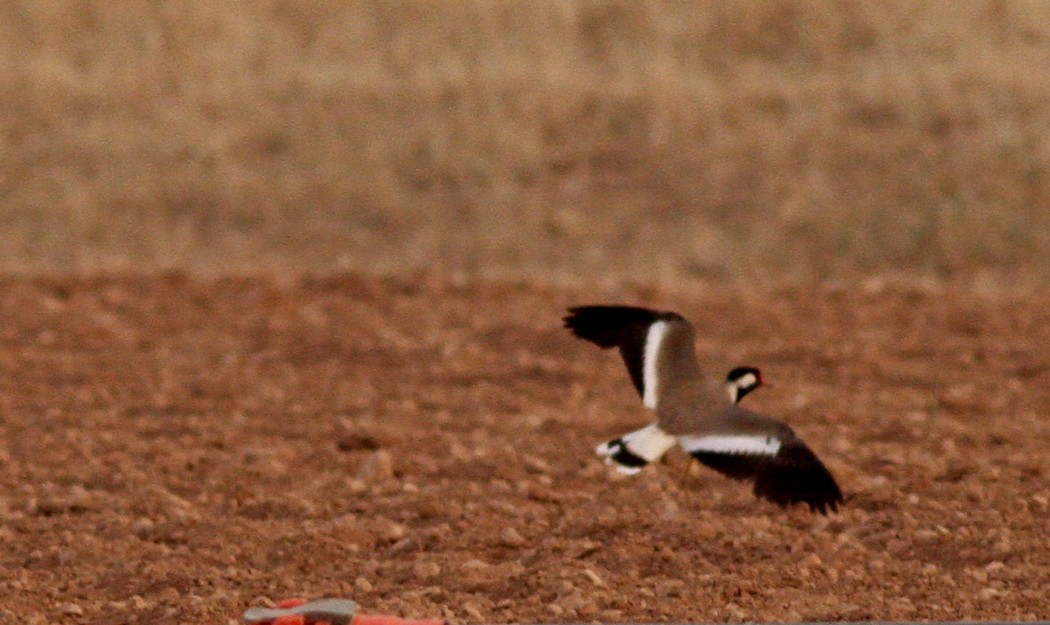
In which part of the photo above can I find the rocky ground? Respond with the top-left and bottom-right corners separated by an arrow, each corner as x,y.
1,274 -> 1048,624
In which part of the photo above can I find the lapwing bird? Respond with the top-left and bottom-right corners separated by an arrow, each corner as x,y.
564,305 -> 843,514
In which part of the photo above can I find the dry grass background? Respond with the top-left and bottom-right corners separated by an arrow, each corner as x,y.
2,0 -> 1050,286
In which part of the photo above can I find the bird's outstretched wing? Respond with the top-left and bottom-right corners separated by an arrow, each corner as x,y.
563,305 -> 689,407
680,408 -> 843,515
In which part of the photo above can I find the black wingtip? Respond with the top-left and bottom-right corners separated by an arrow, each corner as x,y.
752,446 -> 844,515
692,439 -> 843,514
563,305 -> 678,398
562,305 -> 684,343
562,305 -> 661,348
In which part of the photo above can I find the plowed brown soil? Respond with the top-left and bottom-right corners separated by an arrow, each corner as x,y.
1,275 -> 1048,624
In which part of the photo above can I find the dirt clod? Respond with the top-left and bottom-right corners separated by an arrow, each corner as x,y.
356,450 -> 395,482
56,603 -> 83,616
413,562 -> 441,579
354,577 -> 374,593
499,528 -> 527,547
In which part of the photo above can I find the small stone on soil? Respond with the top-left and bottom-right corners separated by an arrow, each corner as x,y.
413,561 -> 441,578
356,450 -> 395,482
354,577 -> 373,592
500,527 -> 526,547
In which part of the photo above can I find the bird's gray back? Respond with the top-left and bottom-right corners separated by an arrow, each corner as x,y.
653,320 -> 730,434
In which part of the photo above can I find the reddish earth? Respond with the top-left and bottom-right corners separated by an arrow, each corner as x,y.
1,274 -> 1048,624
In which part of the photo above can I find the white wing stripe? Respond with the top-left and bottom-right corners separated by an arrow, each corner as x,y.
641,321 -> 669,410
679,434 -> 782,456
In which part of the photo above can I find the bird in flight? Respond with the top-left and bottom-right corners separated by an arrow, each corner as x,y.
564,305 -> 843,514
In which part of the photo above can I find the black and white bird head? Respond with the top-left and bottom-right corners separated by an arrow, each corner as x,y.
725,366 -> 763,404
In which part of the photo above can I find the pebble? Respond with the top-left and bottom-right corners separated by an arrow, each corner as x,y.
157,587 -> 181,603
413,561 -> 441,578
381,520 -> 407,542
913,528 -> 938,540
354,577 -> 374,592
655,579 -> 685,598
462,559 -> 490,571
557,591 -> 590,613
387,538 -> 416,554
57,603 -> 83,616
660,497 -> 680,518
462,601 -> 484,620
522,454 -> 551,474
500,527 -> 526,547
494,561 -> 526,576
131,517 -> 155,539
582,568 -> 605,587
569,540 -> 600,559
889,596 -> 915,616
693,520 -> 719,540
130,595 -> 152,610
356,450 -> 394,482
714,602 -> 747,621
346,479 -> 369,494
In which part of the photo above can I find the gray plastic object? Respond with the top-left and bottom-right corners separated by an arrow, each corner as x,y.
244,598 -> 359,625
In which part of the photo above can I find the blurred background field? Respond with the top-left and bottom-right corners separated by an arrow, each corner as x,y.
2,0 -> 1050,287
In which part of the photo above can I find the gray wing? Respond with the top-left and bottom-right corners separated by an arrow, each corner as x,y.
563,305 -> 674,398
647,318 -> 727,433
563,304 -> 726,432
679,406 -> 844,514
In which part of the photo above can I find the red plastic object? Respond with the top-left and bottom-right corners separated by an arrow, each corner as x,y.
245,598 -> 446,625
353,615 -> 447,625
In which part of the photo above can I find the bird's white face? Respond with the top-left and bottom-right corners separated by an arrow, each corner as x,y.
735,371 -> 759,391
725,368 -> 762,404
